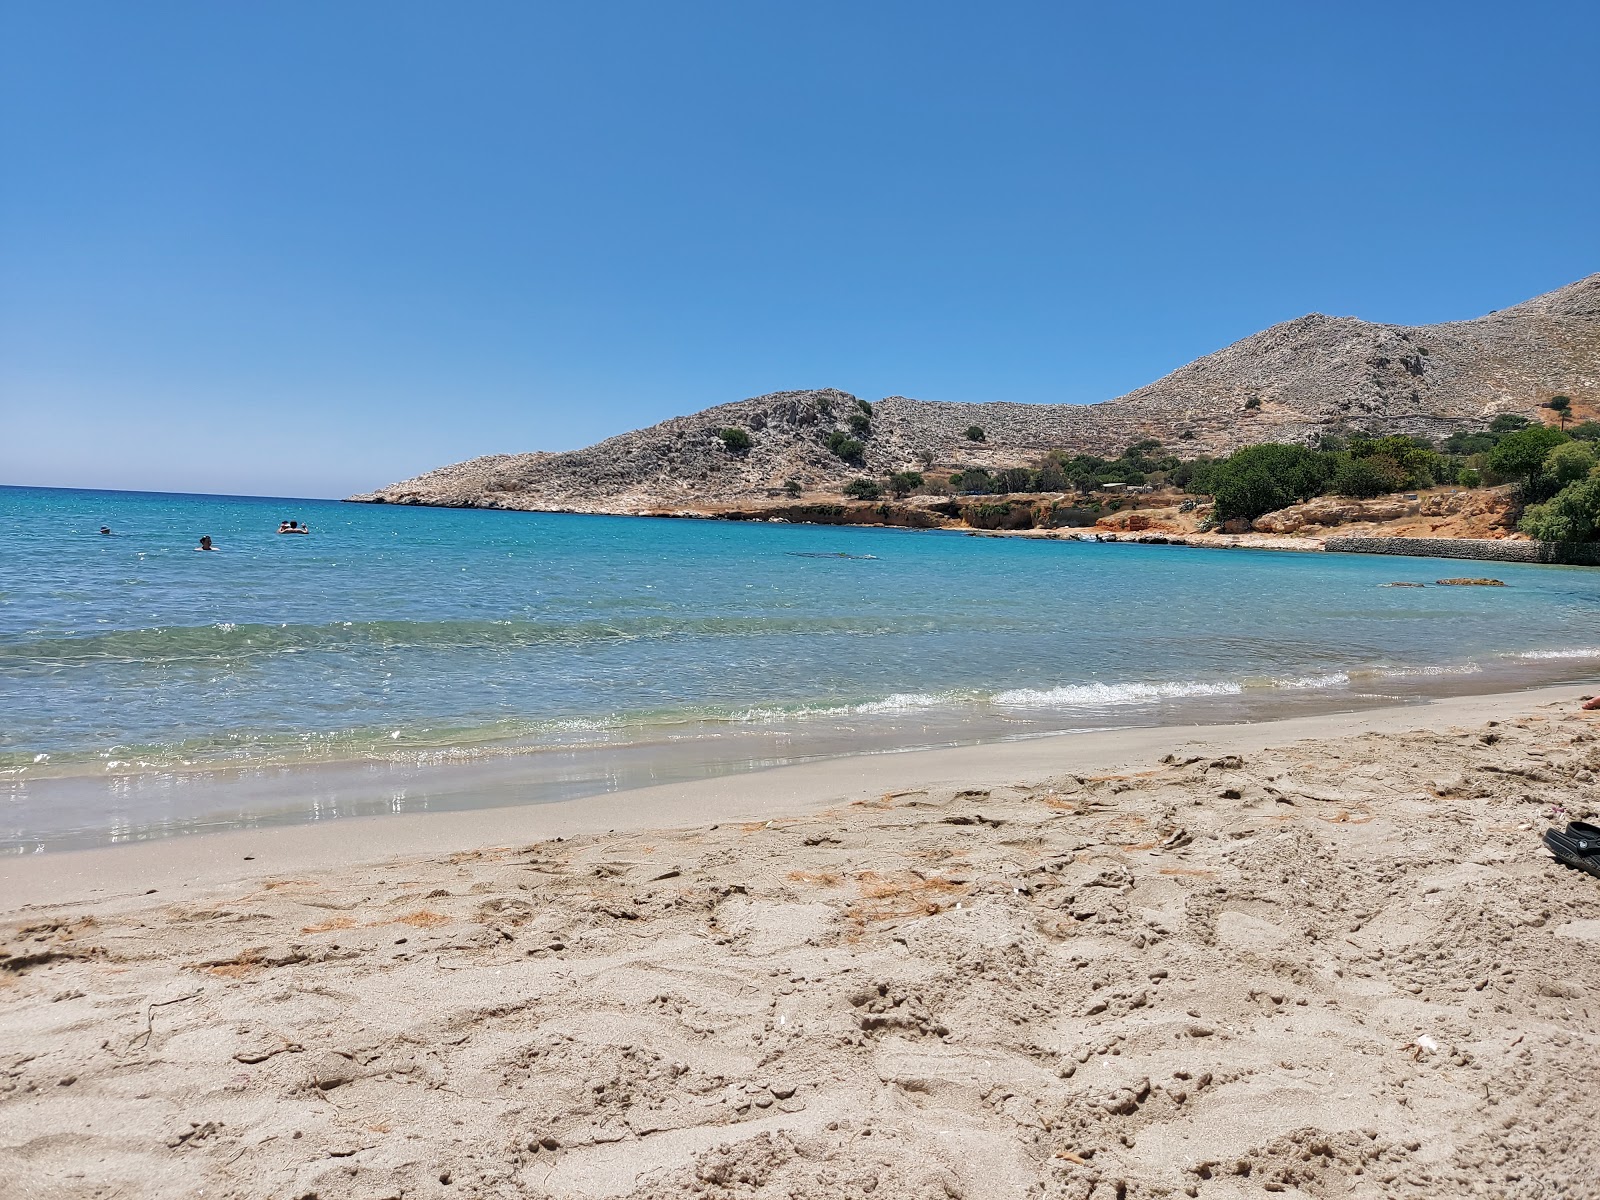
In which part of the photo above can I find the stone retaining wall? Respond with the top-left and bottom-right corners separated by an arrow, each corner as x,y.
1324,537 -> 1600,566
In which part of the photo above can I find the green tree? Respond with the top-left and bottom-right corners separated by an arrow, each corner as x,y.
1346,434 -> 1441,489
826,431 -> 866,464
848,412 -> 872,437
1204,443 -> 1332,521
1542,441 -> 1598,488
953,467 -> 996,494
1331,455 -> 1407,498
1570,421 -> 1600,442
842,478 -> 882,500
1484,426 -> 1569,484
1520,473 -> 1600,542
1443,430 -> 1497,455
965,425 -> 986,442
1034,463 -> 1068,491
1489,413 -> 1533,434
1177,460 -> 1209,499
1549,395 -> 1573,429
887,471 -> 924,498
718,427 -> 753,453
783,478 -> 802,498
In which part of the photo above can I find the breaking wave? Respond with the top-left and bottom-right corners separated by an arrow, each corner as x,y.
1501,647 -> 1600,661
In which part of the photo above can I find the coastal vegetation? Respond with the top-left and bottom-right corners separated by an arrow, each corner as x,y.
718,426 -> 752,453
1189,421 -> 1589,522
1519,438 -> 1600,542
1484,425 -> 1570,485
948,440 -> 1175,496
829,406 -> 1600,543
1199,443 -> 1331,521
887,471 -> 924,497
1184,421 -> 1600,539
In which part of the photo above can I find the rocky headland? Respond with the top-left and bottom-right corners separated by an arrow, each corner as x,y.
351,274 -> 1600,515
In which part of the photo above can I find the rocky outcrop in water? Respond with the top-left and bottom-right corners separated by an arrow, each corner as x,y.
351,274 -> 1600,512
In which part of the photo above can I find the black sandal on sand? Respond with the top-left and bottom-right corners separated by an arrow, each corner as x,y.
1544,822 -> 1600,880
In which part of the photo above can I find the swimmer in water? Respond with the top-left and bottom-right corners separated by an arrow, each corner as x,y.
278,520 -> 310,535
197,535 -> 216,551
99,526 -> 112,535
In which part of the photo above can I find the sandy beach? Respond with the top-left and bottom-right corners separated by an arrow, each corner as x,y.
4,686 -> 1600,1199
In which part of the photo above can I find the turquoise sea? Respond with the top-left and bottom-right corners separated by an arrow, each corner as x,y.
4,484 -> 1599,852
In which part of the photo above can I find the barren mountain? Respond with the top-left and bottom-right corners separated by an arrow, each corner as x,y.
352,274 -> 1600,512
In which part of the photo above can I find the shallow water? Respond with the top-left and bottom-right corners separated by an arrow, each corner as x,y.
4,485 -> 1598,850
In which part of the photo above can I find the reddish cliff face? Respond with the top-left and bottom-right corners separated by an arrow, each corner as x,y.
352,275 -> 1600,513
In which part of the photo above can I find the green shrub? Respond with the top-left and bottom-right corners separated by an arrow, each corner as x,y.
826,431 -> 866,464
1489,413 -> 1532,434
856,399 -> 874,417
997,467 -> 1035,492
954,467 -> 996,494
1178,429 -> 1195,441
887,471 -> 924,498
1344,434 -> 1441,489
1542,441 -> 1598,488
1570,421 -> 1600,442
718,427 -> 753,453
1331,454 -> 1406,498
965,425 -> 986,442
1485,426 -> 1569,484
1203,443 -> 1332,521
1456,468 -> 1482,487
843,478 -> 882,500
783,478 -> 802,498
1172,457 -> 1214,492
1443,430 -> 1498,455
848,412 -> 872,437
1034,464 -> 1068,492
1520,473 -> 1600,542
1244,396 -> 1261,410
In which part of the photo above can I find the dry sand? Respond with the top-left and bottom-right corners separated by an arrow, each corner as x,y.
4,688 -> 1600,1200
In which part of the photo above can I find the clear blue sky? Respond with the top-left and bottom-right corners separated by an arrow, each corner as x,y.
3,1 -> 1596,498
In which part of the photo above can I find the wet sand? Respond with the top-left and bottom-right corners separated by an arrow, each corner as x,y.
4,685 -> 1600,1198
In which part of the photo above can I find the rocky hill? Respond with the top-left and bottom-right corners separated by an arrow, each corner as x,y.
351,273 -> 1600,512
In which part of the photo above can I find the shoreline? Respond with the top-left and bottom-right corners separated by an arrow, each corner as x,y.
4,681 -> 1599,1198
8,648 -> 1600,859
5,682 -> 1592,909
